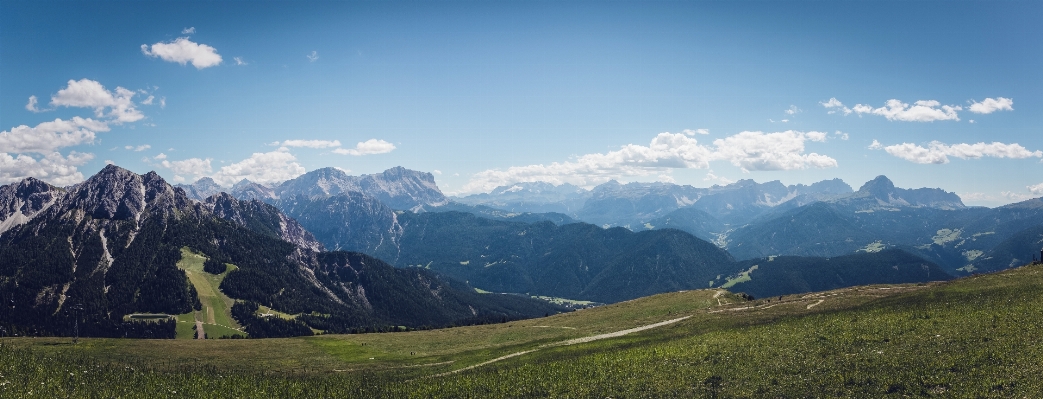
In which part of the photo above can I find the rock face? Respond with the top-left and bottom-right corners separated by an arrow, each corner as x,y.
203,192 -> 324,252
0,177 -> 62,235
273,167 -> 448,210
842,175 -> 965,210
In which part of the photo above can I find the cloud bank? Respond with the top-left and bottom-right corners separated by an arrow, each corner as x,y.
870,140 -> 1042,164
461,130 -> 836,193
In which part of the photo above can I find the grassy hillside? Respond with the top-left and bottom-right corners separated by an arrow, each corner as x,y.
174,248 -> 244,339
4,263 -> 1043,397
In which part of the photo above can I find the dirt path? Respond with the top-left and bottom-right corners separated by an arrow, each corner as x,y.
195,320 -> 205,340
432,316 -> 690,377
806,299 -> 825,309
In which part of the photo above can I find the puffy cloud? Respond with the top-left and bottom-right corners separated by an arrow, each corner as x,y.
712,131 -> 837,171
332,139 -> 396,156
0,117 -> 108,154
968,97 -> 1013,114
154,153 -> 168,160
209,148 -> 306,186
160,157 -> 213,177
307,51 -> 319,62
820,98 -> 852,115
25,96 -> 45,112
50,79 -> 144,123
0,151 -> 94,186
125,144 -> 151,152
432,170 -> 442,175
460,130 -> 836,193
852,99 -> 961,122
280,139 -> 342,148
871,140 -> 1042,164
141,37 -> 222,69
461,132 -> 714,193
1028,182 -> 1043,196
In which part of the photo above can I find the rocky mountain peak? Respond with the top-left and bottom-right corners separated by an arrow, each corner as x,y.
67,165 -> 148,220
858,175 -> 896,197
0,177 -> 62,234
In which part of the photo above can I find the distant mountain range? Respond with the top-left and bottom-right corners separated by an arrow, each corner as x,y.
7,163 -> 1042,339
177,165 -> 1042,280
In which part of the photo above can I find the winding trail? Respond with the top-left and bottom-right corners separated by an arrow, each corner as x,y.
432,316 -> 690,377
806,299 -> 825,309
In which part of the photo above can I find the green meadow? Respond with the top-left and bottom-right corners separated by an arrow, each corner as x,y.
4,263 -> 1043,397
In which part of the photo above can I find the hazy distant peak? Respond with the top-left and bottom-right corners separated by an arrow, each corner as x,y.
858,175 -> 896,194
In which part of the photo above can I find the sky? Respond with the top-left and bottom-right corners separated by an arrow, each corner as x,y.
1,0 -> 1041,206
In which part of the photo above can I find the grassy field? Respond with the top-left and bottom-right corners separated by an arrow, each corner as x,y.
4,263 -> 1043,397
175,247 -> 245,339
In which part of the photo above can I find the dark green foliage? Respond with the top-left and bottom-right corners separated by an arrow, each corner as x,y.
231,301 -> 313,338
727,249 -> 952,298
371,211 -> 736,303
203,258 -> 227,274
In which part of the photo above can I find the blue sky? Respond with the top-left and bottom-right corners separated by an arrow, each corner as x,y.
1,1 -> 1040,205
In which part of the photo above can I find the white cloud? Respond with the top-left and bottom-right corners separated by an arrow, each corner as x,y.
50,79 -> 144,123
307,51 -> 319,62
712,131 -> 836,172
233,57 -> 247,66
125,144 -> 151,152
160,157 -> 213,178
704,170 -> 734,185
432,170 -> 442,175
105,160 -> 114,165
682,129 -> 709,136
160,97 -> 166,108
968,97 -> 1013,114
460,130 -> 836,193
209,148 -> 306,186
280,139 -> 342,148
25,95 -> 46,112
852,99 -> 961,122
141,95 -> 155,105
1028,182 -> 1043,196
182,27 -> 196,34
154,153 -> 167,160
820,98 -> 852,115
0,151 -> 94,186
784,105 -> 801,115
332,139 -> 396,156
871,140 -> 1042,164
0,117 -> 108,154
834,131 -> 849,140
141,37 -> 222,69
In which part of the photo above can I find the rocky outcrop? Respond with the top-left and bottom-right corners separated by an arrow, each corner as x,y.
204,192 -> 324,252
0,177 -> 61,235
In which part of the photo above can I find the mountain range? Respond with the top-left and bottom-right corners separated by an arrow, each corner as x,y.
0,165 -> 559,338
6,163 -> 1041,339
